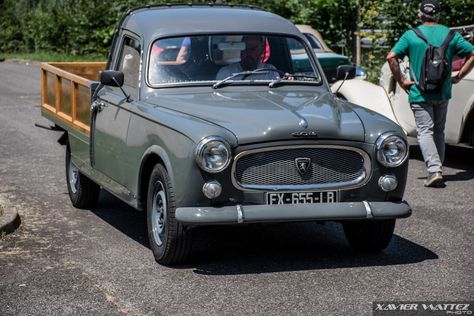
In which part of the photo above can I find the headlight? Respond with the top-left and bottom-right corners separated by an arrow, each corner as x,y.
376,133 -> 408,167
195,136 -> 232,173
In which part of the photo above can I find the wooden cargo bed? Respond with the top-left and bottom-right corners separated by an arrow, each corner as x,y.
41,62 -> 106,136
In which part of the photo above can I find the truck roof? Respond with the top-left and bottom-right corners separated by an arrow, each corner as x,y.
121,5 -> 301,40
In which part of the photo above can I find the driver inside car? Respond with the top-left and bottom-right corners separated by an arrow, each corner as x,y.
216,35 -> 279,80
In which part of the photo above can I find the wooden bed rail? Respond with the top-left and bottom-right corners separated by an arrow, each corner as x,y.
40,62 -> 106,135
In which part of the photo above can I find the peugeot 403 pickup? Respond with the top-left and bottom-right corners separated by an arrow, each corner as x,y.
40,5 -> 411,264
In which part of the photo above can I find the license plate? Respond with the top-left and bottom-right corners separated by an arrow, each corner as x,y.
266,191 -> 338,205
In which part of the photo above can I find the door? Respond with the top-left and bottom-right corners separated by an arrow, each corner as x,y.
94,34 -> 141,190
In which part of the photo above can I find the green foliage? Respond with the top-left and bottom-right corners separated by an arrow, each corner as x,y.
0,52 -> 105,62
0,0 -> 472,80
0,0 -> 155,56
374,0 -> 473,45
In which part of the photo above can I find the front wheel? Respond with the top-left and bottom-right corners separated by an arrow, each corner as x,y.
65,146 -> 100,208
146,164 -> 191,265
343,219 -> 395,252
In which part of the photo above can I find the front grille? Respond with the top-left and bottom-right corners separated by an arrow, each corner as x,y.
232,145 -> 370,191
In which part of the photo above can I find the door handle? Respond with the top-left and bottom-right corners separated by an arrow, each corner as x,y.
91,100 -> 107,112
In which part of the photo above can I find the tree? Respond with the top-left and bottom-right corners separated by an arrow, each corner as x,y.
0,0 -> 472,62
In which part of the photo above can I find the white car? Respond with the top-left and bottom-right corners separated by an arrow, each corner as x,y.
333,25 -> 474,147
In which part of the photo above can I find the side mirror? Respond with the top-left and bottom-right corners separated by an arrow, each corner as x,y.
99,70 -> 124,87
336,65 -> 356,81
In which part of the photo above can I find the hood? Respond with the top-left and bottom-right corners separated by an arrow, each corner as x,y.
146,88 -> 365,145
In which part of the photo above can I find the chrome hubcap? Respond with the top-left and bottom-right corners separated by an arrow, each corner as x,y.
69,160 -> 79,194
151,181 -> 167,246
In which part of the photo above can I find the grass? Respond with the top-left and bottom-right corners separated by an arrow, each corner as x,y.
0,52 -> 106,62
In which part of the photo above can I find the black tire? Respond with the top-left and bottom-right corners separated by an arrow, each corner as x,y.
471,124 -> 474,146
65,146 -> 100,209
146,164 -> 191,265
343,219 -> 396,252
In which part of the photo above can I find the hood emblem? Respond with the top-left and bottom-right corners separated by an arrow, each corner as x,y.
292,131 -> 318,138
295,158 -> 311,175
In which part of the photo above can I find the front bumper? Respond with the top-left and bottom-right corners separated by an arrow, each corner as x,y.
175,201 -> 411,225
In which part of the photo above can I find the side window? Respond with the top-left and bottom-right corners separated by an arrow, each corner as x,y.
287,38 -> 317,76
118,36 -> 141,90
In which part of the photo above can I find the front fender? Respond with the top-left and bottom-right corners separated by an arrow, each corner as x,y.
332,79 -> 401,127
139,145 -> 175,190
136,138 -> 205,210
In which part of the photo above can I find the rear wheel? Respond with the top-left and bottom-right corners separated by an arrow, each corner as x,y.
66,146 -> 100,208
343,219 -> 395,252
146,164 -> 191,265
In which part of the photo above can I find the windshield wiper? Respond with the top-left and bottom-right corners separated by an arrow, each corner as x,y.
269,74 -> 319,88
212,68 -> 284,89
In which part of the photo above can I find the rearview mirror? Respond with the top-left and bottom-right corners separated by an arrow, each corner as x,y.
99,70 -> 124,87
217,42 -> 246,51
336,65 -> 356,81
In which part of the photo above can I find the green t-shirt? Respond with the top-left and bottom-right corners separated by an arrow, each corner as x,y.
391,24 -> 474,103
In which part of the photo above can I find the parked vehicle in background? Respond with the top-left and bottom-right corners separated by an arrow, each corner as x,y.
338,25 -> 474,147
378,25 -> 474,147
296,25 -> 367,82
360,29 -> 388,48
40,5 -> 411,265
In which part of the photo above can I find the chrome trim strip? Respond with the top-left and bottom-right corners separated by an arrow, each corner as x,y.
231,144 -> 372,192
236,204 -> 245,223
239,172 -> 366,191
363,201 -> 373,219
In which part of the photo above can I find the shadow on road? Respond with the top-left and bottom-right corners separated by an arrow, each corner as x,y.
410,144 -> 474,183
89,191 -> 149,248
87,192 -> 437,274
182,222 -> 438,275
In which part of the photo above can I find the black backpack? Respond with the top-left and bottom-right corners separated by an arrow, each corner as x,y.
410,28 -> 455,92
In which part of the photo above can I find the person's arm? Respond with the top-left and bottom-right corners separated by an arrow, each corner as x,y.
175,37 -> 191,64
386,51 -> 415,93
175,46 -> 189,64
452,51 -> 474,84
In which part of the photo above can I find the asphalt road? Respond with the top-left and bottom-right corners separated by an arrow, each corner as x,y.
0,61 -> 473,315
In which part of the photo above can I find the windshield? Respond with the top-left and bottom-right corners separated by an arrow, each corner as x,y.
147,34 -> 321,86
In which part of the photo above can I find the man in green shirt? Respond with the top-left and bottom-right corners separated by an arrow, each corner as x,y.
386,0 -> 474,187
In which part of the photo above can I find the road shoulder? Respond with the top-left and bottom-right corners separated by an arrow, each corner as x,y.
0,195 -> 21,236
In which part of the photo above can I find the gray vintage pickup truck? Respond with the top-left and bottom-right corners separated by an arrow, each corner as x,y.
41,5 -> 411,264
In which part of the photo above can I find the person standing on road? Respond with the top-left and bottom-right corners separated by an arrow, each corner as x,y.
386,0 -> 474,187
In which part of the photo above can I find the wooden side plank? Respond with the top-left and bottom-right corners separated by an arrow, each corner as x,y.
40,62 -> 106,136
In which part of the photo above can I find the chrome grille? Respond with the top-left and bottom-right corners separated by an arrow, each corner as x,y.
232,145 -> 370,191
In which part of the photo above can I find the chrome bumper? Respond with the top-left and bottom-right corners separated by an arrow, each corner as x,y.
175,201 -> 411,225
